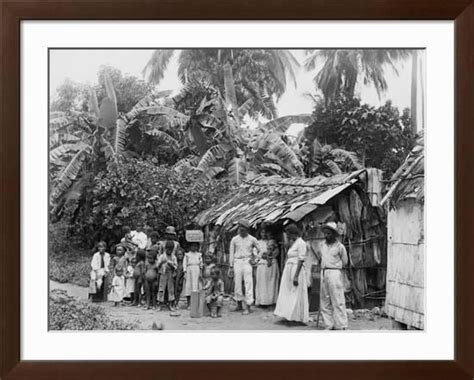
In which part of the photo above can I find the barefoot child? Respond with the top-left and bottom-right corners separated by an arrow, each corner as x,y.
108,266 -> 126,306
202,254 -> 216,284
204,267 -> 225,318
125,257 -> 136,303
174,249 -> 185,308
182,242 -> 203,309
132,249 -> 146,306
157,240 -> 178,311
144,251 -> 158,309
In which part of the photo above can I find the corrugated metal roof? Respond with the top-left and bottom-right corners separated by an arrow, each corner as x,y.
195,169 -> 366,228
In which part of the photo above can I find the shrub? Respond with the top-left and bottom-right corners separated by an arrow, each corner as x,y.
49,251 -> 91,287
49,289 -> 137,330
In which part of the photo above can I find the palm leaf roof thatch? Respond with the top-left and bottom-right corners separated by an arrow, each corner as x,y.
381,131 -> 424,208
195,169 -> 367,229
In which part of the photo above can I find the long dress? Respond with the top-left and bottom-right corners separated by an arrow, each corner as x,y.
255,240 -> 280,306
274,237 -> 309,323
108,275 -> 126,302
182,251 -> 202,296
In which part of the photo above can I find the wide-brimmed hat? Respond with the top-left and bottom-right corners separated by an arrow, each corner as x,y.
321,222 -> 339,235
238,219 -> 250,229
165,226 -> 177,235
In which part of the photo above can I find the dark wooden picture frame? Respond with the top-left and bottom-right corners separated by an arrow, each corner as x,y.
1,0 -> 473,378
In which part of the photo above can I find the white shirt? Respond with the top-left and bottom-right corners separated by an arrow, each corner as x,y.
229,234 -> 260,262
131,231 -> 148,250
91,251 -> 111,272
320,241 -> 348,269
286,237 -> 307,262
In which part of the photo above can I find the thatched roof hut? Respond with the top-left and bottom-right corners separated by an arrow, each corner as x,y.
195,168 -> 387,309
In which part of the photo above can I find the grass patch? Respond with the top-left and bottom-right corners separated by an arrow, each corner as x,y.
49,289 -> 137,330
49,250 -> 91,287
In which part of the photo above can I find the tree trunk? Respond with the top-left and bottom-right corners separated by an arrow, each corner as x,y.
410,50 -> 418,133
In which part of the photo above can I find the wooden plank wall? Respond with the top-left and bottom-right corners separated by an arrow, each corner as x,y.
386,199 -> 424,329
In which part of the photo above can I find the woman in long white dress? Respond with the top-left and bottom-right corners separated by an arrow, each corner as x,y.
255,229 -> 280,306
274,224 -> 309,323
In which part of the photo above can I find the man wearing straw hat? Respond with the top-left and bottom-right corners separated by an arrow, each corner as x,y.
228,219 -> 260,315
319,222 -> 349,330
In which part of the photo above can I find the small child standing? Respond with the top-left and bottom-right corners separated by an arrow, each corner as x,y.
144,251 -> 158,310
174,250 -> 185,308
108,266 -> 126,306
204,267 -> 225,318
124,257 -> 136,303
182,242 -> 203,309
157,240 -> 178,311
132,249 -> 146,306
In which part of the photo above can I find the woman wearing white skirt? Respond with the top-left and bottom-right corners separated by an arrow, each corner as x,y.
274,224 -> 309,323
182,242 -> 203,309
255,229 -> 280,306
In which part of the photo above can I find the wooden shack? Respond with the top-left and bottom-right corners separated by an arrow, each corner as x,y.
195,168 -> 386,310
381,134 -> 424,329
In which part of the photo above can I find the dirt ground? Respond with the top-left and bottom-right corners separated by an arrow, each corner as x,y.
50,280 -> 392,331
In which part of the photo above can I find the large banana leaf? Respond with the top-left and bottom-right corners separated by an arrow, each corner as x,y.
330,148 -> 363,170
146,106 -> 190,127
98,97 -> 117,130
196,166 -> 225,186
261,133 -> 305,177
51,146 -> 91,201
197,144 -> 228,171
88,88 -> 100,118
49,116 -> 71,131
50,142 -> 89,166
227,156 -> 246,185
114,118 -> 128,155
223,62 -> 240,121
259,114 -> 313,134
146,128 -> 179,146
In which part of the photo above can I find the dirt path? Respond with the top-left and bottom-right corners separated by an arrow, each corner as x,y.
50,280 -> 392,331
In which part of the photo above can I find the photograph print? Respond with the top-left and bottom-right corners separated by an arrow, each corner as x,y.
49,48 -> 424,331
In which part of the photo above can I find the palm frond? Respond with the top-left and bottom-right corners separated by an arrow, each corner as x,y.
143,50 -> 175,85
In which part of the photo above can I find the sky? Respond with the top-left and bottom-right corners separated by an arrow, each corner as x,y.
50,49 -> 424,134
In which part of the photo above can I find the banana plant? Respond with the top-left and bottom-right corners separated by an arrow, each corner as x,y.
50,74 -> 128,216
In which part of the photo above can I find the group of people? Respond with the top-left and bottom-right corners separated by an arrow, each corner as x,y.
89,218 -> 350,329
228,219 -> 349,330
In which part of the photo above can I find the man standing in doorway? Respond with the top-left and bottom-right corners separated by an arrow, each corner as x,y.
319,222 -> 349,330
228,219 -> 260,315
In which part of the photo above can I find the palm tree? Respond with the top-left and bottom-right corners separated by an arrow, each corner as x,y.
143,49 -> 300,119
304,49 -> 410,103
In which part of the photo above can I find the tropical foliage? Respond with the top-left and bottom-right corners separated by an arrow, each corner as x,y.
304,95 -> 415,177
143,49 -> 300,119
304,49 -> 411,103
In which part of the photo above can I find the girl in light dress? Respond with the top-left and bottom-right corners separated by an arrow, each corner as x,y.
182,242 -> 203,309
274,224 -> 309,323
108,266 -> 126,306
255,229 -> 280,307
124,257 -> 136,304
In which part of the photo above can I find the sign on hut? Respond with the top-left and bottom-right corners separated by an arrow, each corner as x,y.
381,132 -> 424,329
195,168 -> 386,311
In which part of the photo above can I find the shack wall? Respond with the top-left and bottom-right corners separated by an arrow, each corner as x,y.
386,198 -> 424,329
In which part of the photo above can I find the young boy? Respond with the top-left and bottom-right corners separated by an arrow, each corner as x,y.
132,249 -> 146,306
174,249 -> 185,308
204,267 -> 225,318
157,240 -> 178,311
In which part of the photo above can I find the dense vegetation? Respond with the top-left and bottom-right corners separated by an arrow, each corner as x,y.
49,50 -> 416,253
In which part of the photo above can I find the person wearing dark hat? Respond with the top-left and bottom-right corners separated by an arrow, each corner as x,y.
228,219 -> 260,315
157,226 -> 181,258
319,222 -> 349,330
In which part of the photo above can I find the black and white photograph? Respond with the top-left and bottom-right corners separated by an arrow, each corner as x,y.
48,48 -> 425,331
